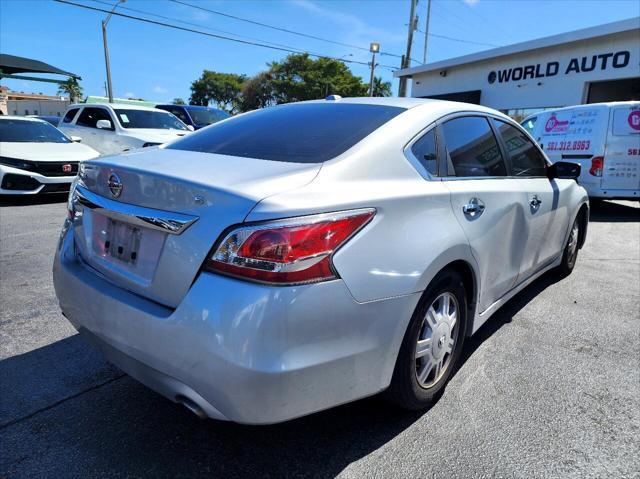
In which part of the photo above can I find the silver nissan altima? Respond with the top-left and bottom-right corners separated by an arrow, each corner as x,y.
53,97 -> 589,424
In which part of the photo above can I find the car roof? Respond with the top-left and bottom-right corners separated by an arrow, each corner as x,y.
0,115 -> 47,123
156,104 -> 226,112
302,96 -> 512,121
67,103 -> 166,112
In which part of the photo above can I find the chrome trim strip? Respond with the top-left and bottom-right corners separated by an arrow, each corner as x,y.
73,185 -> 198,235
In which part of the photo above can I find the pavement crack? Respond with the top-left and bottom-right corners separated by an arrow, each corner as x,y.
0,373 -> 126,430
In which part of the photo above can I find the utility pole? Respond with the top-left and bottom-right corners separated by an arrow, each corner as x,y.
398,0 -> 417,97
422,0 -> 432,64
102,0 -> 125,103
369,42 -> 380,97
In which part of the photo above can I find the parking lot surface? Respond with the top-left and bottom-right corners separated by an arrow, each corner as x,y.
1,195 -> 638,479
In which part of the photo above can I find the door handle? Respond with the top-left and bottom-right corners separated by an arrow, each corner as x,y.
463,198 -> 485,217
530,195 -> 542,208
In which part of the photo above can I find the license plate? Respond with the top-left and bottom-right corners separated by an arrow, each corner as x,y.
100,217 -> 142,265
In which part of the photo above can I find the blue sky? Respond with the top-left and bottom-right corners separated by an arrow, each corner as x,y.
1,0 -> 638,102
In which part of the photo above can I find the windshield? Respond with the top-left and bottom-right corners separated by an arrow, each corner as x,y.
167,103 -> 405,163
114,109 -> 188,130
0,119 -> 71,143
188,108 -> 230,126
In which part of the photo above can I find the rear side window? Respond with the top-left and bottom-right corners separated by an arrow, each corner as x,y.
410,129 -> 438,176
62,108 -> 79,124
441,116 -> 507,177
167,103 -> 405,163
495,120 -> 547,177
76,108 -> 113,129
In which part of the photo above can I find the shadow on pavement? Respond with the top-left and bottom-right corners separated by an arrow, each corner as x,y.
0,193 -> 68,207
0,271 -> 566,478
588,199 -> 639,223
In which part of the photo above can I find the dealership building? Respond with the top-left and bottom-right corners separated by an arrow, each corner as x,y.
395,18 -> 640,120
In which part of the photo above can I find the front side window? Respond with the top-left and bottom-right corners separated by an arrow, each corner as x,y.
167,103 -> 405,163
410,129 -> 438,176
76,107 -> 113,129
495,120 -> 547,177
0,119 -> 71,143
63,108 -> 79,123
441,116 -> 507,177
114,109 -> 188,130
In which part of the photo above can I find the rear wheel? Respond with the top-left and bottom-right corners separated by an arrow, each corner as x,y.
557,216 -> 581,276
388,269 -> 468,410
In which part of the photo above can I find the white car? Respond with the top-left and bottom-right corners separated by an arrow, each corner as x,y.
0,116 -> 99,195
522,101 -> 640,200
58,103 -> 193,156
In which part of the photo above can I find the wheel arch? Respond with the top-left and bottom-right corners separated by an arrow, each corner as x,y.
577,202 -> 589,249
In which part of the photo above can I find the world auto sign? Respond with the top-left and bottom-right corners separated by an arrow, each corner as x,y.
487,50 -> 630,84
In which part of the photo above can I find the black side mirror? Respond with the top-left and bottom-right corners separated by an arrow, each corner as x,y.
548,161 -> 580,180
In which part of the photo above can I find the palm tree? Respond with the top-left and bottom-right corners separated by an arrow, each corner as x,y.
57,78 -> 83,103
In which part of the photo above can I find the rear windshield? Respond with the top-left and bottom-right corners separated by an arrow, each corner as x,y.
167,103 -> 405,163
188,108 -> 230,126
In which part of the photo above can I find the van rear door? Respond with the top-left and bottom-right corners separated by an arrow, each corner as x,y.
601,104 -> 640,197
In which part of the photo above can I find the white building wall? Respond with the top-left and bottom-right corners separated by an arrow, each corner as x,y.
410,29 -> 640,110
7,99 -> 70,117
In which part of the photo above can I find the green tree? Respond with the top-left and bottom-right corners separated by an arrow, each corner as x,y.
189,71 -> 247,113
57,78 -> 83,103
370,76 -> 392,97
172,97 -> 186,105
268,54 -> 367,104
239,71 -> 275,112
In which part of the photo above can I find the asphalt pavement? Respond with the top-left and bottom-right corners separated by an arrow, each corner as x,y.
1,195 -> 638,478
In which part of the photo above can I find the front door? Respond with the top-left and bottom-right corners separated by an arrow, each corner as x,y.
440,115 -> 527,313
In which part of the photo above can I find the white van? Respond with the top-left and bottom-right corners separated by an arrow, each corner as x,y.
522,102 -> 640,200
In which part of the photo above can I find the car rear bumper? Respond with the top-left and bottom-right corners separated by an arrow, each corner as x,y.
588,188 -> 640,200
53,224 -> 420,424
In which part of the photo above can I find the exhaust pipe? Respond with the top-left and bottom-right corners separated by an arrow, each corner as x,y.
176,395 -> 207,419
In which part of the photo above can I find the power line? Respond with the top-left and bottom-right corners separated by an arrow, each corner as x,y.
168,0 -> 408,61
53,0 -> 400,71
414,27 -> 501,48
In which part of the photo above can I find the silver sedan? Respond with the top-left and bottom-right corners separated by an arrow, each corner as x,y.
53,97 -> 589,424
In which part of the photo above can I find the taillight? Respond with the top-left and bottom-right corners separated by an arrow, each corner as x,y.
589,156 -> 604,177
204,209 -> 375,285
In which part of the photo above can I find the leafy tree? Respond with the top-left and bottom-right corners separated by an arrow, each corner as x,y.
172,97 -> 186,105
57,78 -> 83,103
239,71 -> 275,112
370,76 -> 392,97
268,54 -> 367,104
189,71 -> 247,113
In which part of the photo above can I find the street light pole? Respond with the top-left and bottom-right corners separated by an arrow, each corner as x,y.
423,0 -> 432,64
102,0 -> 125,103
369,42 -> 380,97
398,0 -> 417,97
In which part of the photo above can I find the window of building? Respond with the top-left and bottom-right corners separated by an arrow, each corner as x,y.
441,116 -> 507,177
494,120 -> 547,177
24,110 -> 29,115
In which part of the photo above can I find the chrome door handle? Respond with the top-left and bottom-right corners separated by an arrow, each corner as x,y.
530,195 -> 542,208
463,198 -> 485,217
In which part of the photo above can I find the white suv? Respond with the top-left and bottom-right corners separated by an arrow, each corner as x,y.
58,103 -> 193,156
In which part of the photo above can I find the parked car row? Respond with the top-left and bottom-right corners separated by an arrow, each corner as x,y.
54,97 -> 589,424
1,102 -> 229,195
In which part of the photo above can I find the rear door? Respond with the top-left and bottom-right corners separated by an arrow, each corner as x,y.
493,118 -> 568,276
601,104 -> 640,195
440,115 -> 527,313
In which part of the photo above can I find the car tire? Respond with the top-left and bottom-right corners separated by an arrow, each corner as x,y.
388,269 -> 468,411
557,216 -> 581,277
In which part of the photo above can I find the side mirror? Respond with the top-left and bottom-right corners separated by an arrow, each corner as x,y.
548,161 -> 580,180
70,135 -> 82,143
96,119 -> 113,130
186,125 -> 195,132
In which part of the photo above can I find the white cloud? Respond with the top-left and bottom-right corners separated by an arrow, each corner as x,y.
124,91 -> 136,98
464,0 -> 480,5
153,85 -> 169,94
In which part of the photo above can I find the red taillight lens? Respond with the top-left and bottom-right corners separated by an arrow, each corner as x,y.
204,209 -> 375,284
589,156 -> 604,177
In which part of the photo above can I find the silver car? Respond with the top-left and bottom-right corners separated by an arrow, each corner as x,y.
53,97 -> 589,424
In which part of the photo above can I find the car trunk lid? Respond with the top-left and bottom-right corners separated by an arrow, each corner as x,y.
72,148 -> 321,307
